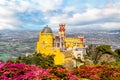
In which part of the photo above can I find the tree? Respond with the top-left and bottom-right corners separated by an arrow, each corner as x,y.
115,48 -> 120,56
8,53 -> 56,68
86,44 -> 99,64
96,45 -> 113,55
86,45 -> 116,64
114,48 -> 120,62
86,44 -> 95,57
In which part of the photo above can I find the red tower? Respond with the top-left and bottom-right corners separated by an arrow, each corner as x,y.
59,23 -> 66,36
58,23 -> 66,51
80,36 -> 84,43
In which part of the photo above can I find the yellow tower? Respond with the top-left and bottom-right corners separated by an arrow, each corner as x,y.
36,25 -> 65,65
36,25 -> 54,55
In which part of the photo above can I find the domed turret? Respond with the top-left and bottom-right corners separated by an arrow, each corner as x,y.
42,25 -> 52,33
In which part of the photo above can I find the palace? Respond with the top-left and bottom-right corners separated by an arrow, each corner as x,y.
36,24 -> 85,65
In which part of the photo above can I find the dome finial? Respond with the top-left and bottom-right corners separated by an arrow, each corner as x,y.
42,25 -> 52,33
46,25 -> 48,27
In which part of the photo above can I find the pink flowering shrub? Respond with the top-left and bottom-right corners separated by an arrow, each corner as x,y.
49,67 -> 79,80
0,62 -> 58,80
0,62 -> 78,80
73,66 -> 120,80
0,62 -> 120,80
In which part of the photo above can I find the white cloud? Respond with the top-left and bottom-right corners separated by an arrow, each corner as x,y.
63,7 -> 77,13
0,0 -> 120,30
0,0 -> 30,12
100,22 -> 120,30
0,5 -> 19,30
48,3 -> 120,30
0,0 -> 30,30
0,0 -> 63,30
29,0 -> 63,12
0,23 -> 17,30
66,22 -> 120,30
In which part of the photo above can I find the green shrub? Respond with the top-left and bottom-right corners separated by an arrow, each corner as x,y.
7,53 -> 58,68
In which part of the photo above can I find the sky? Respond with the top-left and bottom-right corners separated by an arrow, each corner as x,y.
0,0 -> 120,30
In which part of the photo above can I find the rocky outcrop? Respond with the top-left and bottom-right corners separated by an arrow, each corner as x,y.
98,54 -> 116,63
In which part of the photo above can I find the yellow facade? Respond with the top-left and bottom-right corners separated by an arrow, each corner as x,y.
36,24 -> 85,65
36,31 -> 54,55
54,49 -> 65,65
36,26 -> 65,65
65,38 -> 84,48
